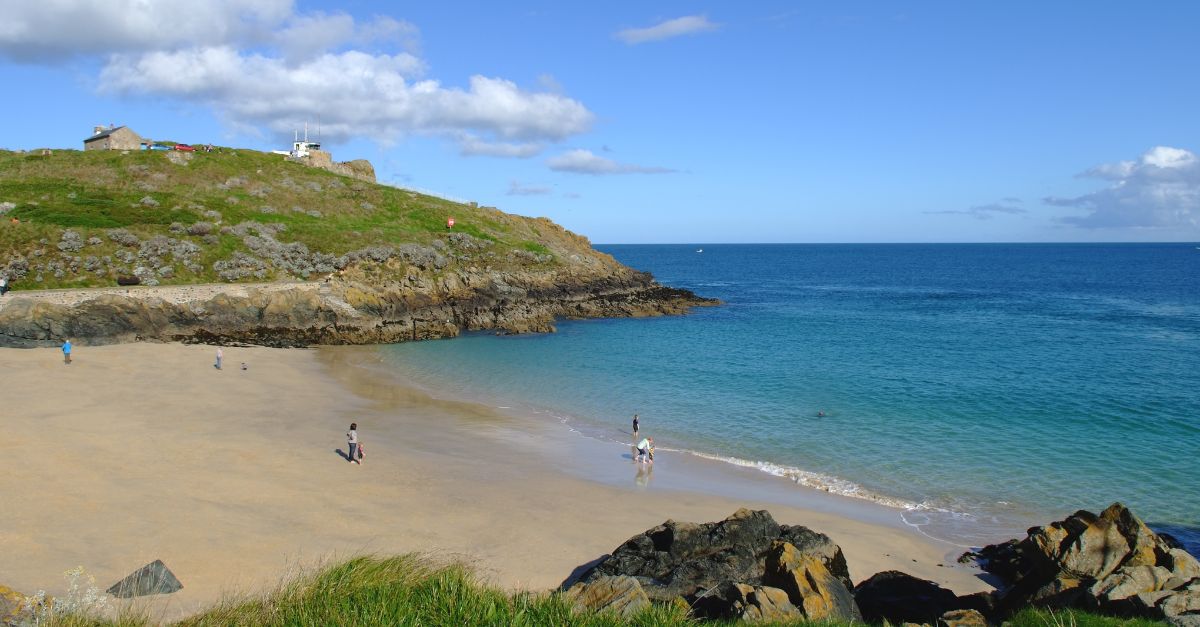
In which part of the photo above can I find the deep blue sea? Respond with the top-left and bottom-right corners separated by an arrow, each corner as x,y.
380,244 -> 1200,551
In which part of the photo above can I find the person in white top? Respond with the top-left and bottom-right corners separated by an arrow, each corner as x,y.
346,422 -> 361,464
636,437 -> 654,463
0,276 -> 8,296
214,347 -> 223,370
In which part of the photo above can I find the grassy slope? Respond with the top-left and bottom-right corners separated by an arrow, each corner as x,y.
0,148 -> 573,290
31,556 -> 1169,627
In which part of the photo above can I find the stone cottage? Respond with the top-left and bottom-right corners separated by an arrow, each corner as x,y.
83,126 -> 142,151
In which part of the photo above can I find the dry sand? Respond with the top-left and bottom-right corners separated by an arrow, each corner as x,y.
0,342 -> 992,621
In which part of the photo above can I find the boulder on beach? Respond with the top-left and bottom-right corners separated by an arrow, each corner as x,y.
763,540 -> 862,622
562,575 -> 649,618
106,559 -> 183,598
575,508 -> 850,604
691,580 -> 801,621
853,570 -> 962,624
966,502 -> 1200,622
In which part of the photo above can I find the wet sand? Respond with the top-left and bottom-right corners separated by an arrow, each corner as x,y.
0,343 -> 991,621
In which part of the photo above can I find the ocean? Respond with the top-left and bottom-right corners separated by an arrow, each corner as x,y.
378,243 -> 1200,552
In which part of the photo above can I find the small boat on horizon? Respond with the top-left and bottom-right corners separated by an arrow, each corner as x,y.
696,248 -> 703,253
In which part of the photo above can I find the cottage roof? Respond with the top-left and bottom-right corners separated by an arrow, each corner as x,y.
84,126 -> 129,142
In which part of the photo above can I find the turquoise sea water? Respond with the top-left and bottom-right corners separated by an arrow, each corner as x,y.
379,244 -> 1200,551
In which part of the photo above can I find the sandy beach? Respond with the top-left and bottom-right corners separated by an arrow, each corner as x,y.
0,342 -> 992,621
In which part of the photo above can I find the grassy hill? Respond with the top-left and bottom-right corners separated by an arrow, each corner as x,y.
0,148 -> 574,290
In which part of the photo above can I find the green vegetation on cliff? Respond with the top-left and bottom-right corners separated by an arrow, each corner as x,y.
0,148 -> 584,290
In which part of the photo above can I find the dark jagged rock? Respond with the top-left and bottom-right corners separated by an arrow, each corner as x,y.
971,502 -> 1200,623
106,559 -> 182,598
854,570 -> 961,625
691,581 -> 801,621
575,508 -> 850,604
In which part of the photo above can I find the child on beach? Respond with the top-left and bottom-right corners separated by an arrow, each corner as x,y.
62,339 -> 72,364
632,414 -> 640,436
636,437 -> 654,463
347,423 -> 361,465
214,347 -> 223,370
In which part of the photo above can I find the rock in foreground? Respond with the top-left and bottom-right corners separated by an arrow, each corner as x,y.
965,502 -> 1200,624
574,508 -> 858,621
106,559 -> 183,598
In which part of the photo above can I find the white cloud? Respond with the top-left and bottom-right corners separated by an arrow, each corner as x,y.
615,15 -> 718,45
506,181 -> 552,196
99,49 -> 592,145
458,135 -> 543,158
1,1 -> 592,154
0,0 -> 292,61
926,202 -> 1026,220
1046,146 -> 1200,229
547,149 -> 674,175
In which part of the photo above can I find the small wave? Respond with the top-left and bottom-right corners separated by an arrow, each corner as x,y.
670,448 -> 925,511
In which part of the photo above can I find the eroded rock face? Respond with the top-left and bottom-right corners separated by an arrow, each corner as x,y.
763,541 -> 862,622
576,508 -> 850,604
0,267 -> 716,347
563,575 -> 650,618
967,502 -> 1200,623
691,581 -> 801,622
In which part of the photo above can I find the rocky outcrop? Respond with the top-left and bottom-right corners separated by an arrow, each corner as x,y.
0,266 -> 716,347
691,581 -> 801,622
1,584 -> 33,626
963,502 -> 1200,624
563,575 -> 650,618
854,570 -> 964,624
763,541 -> 862,622
572,509 -> 857,620
106,559 -> 183,598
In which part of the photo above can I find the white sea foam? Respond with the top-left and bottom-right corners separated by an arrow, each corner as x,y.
665,447 -> 925,511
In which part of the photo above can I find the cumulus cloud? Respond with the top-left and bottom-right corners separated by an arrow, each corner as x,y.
506,181 -> 552,196
547,149 -> 674,175
926,201 -> 1026,220
1,0 -> 593,154
1046,146 -> 1200,229
0,0 -> 292,61
615,15 -> 718,45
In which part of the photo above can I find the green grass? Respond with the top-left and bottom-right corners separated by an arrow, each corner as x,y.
181,555 -> 694,627
0,148 -> 590,289
1006,607 -> 1168,627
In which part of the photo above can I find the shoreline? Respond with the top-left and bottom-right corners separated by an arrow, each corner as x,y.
0,343 -> 992,621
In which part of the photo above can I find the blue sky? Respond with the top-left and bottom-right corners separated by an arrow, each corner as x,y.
1,1 -> 1198,243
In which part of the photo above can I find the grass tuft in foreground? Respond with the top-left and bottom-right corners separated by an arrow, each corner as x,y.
177,555 -> 691,627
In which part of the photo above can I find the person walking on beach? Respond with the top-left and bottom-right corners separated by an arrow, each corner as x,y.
632,414 -> 640,436
346,422 -> 361,465
0,275 -> 8,296
214,347 -> 223,370
62,338 -> 72,364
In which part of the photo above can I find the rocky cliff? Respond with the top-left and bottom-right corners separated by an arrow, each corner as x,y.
0,255 -> 714,347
